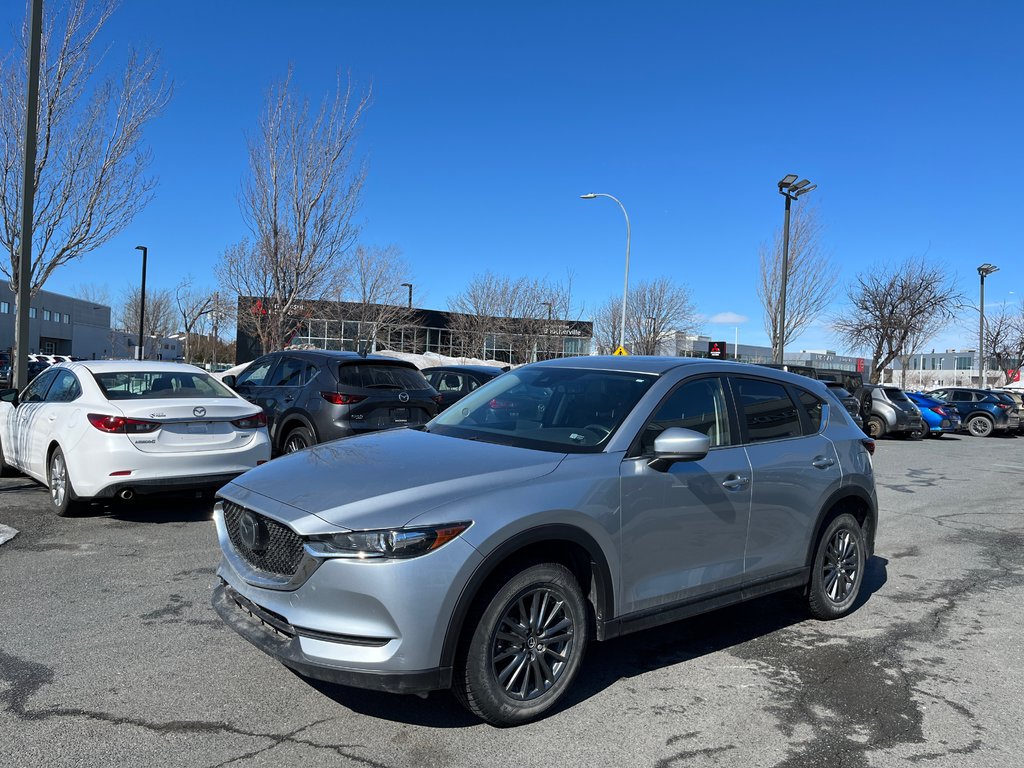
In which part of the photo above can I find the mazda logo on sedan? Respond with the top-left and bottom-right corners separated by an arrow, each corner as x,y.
193,406 -> 207,417
398,392 -> 410,403
238,510 -> 269,553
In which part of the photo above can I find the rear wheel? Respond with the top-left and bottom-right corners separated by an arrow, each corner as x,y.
966,415 -> 994,438
807,512 -> 866,620
907,426 -> 925,440
866,416 -> 886,439
48,447 -> 81,517
454,563 -> 589,726
281,425 -> 314,454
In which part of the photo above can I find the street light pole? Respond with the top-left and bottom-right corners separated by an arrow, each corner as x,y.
135,245 -> 148,360
580,193 -> 630,352
401,282 -> 413,309
978,263 -> 999,386
775,175 -> 817,365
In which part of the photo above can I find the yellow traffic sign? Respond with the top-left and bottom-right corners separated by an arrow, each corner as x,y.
613,346 -> 629,356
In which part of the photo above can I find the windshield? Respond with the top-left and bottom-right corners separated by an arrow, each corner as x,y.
94,370 -> 237,400
428,366 -> 657,452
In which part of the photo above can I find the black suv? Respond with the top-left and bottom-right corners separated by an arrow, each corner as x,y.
224,350 -> 440,453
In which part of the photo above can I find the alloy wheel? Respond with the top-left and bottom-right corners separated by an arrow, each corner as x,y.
822,529 -> 860,604
50,452 -> 67,508
490,587 -> 575,701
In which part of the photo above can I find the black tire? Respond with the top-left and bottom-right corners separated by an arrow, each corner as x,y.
454,563 -> 589,726
807,512 -> 866,620
48,446 -> 81,517
0,434 -> 14,477
281,425 -> 314,454
866,416 -> 886,439
966,415 -> 994,438
907,427 -> 925,441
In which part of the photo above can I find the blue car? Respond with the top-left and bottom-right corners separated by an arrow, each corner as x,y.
906,391 -> 961,437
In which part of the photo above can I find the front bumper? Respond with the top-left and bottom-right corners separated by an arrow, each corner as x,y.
212,583 -> 451,693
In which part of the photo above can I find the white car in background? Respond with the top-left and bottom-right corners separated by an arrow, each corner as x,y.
0,361 -> 271,515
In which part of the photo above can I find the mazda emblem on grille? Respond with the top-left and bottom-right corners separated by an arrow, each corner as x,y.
238,510 -> 269,553
399,392 -> 410,403
193,406 -> 207,417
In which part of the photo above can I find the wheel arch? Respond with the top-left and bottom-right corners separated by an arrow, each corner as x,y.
440,524 -> 616,671
275,411 -> 319,451
805,486 -> 877,568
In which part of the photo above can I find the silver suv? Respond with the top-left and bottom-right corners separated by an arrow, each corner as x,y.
212,358 -> 878,725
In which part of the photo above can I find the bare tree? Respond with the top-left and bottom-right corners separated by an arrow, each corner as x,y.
758,206 -> 838,361
592,278 -> 699,355
337,244 -> 413,351
116,285 -> 176,355
216,69 -> 369,355
833,258 -> 963,384
985,303 -> 1024,386
0,0 -> 172,296
447,272 -> 579,363
174,276 -> 221,363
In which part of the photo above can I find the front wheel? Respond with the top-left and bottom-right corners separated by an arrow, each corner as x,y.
48,447 -> 81,517
807,512 -> 866,620
454,563 -> 589,726
966,415 -> 994,438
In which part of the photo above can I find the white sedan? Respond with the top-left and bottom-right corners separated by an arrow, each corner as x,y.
0,360 -> 271,515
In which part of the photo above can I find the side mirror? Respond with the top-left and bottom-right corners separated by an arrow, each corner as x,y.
649,427 -> 710,471
221,375 -> 236,388
0,388 -> 19,406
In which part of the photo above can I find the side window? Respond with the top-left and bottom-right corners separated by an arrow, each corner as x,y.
950,390 -> 970,402
21,370 -> 58,403
795,388 -> 824,433
734,377 -> 802,442
436,372 -> 467,393
268,357 -> 305,387
235,357 -> 275,387
640,376 -> 732,453
46,370 -> 82,403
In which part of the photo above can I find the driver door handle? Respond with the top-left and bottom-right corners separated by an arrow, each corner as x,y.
721,475 -> 749,490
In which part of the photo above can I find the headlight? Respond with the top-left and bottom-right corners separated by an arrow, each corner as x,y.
307,522 -> 472,559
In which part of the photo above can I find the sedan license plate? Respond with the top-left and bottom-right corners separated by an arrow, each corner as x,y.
391,407 -> 409,423
187,422 -> 209,434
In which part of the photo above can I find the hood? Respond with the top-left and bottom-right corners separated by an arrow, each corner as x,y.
226,428 -> 565,530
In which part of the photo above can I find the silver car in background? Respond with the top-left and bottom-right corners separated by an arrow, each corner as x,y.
212,357 -> 878,726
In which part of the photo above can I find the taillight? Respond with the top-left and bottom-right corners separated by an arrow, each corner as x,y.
930,407 -> 945,417
88,413 -> 160,434
997,403 -> 1010,410
860,438 -> 875,456
431,394 -> 443,405
321,391 -> 367,406
488,398 -> 514,410
231,412 -> 267,429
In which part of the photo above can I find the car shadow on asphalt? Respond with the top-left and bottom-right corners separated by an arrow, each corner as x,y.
303,555 -> 888,729
75,494 -> 216,524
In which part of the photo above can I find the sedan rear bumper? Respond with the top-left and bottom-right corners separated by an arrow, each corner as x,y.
93,472 -> 246,498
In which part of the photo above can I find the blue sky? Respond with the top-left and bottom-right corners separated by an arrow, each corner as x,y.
3,1 -> 1022,354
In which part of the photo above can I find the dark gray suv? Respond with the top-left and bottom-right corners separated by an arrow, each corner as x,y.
223,350 -> 440,453
213,357 -> 878,725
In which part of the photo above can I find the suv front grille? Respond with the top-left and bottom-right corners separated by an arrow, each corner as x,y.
223,501 -> 305,577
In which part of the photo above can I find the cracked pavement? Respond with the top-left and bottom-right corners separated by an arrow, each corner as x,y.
1,433 -> 1022,766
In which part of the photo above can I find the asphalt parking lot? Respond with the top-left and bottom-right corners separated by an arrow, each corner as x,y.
1,433 -> 1023,768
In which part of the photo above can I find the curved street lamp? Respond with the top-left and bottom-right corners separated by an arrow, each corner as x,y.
580,193 -> 630,352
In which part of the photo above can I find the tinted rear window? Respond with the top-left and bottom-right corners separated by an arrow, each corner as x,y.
337,363 -> 430,390
734,378 -> 802,442
94,371 -> 236,400
883,388 -> 911,403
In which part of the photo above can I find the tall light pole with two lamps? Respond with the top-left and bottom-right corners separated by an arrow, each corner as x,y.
580,193 -> 630,353
977,263 -> 998,386
774,175 -> 816,365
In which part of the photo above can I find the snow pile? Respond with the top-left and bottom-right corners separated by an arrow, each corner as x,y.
371,350 -> 512,370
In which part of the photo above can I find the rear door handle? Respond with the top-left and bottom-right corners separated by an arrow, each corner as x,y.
721,475 -> 749,490
812,456 -> 835,469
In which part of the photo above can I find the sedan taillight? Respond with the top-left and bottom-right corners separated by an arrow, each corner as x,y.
231,412 -> 267,429
88,413 -> 160,434
321,391 -> 367,406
